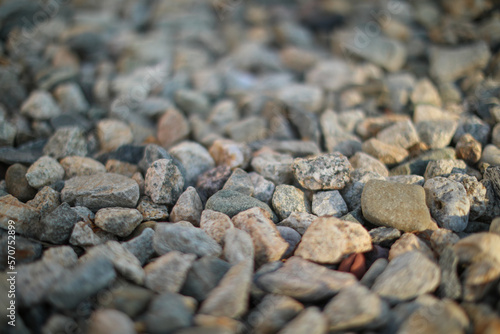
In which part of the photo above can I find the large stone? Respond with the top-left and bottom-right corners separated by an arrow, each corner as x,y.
61,173 -> 140,211
94,208 -> 143,237
144,158 -> 185,205
361,180 -> 437,232
292,153 -> 352,190
25,156 -> 65,189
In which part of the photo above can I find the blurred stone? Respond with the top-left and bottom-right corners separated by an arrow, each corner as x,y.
157,108 -> 190,148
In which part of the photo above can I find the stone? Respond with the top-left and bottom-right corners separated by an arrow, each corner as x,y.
200,210 -> 234,245
306,59 -> 353,91
209,139 -> 251,169
223,228 -> 254,265
25,156 -> 65,189
349,152 -> 389,177
144,251 -> 197,294
490,217 -> 500,235
388,233 -> 435,261
416,120 -> 458,149
277,226 -> 301,258
96,119 -> 133,153
295,217 -> 372,264
43,127 -> 87,159
0,121 -> 16,147
227,116 -> 267,143
390,147 -> 456,176
196,165 -> 232,203
456,133 -> 482,164
429,41 -> 491,82
255,256 -> 357,302
371,251 -> 441,303
360,258 -> 388,288
136,196 -> 169,221
249,172 -> 275,204
341,169 -> 386,210
138,144 -> 171,173
222,168 -> 253,196
5,163 -> 36,201
145,158 -> 185,205
38,202 -> 79,244
69,221 -> 105,247
369,227 -> 401,247
272,185 -> 309,220
171,187 -> 203,226
324,283 -> 389,331
493,123 -> 500,148
26,186 -> 60,221
98,283 -> 154,318
251,152 -> 294,184
153,223 -> 222,257
53,82 -> 89,114
292,153 -> 352,190
311,190 -> 348,217
448,173 -> 487,221
20,90 -> 61,120
277,307 -> 327,334
361,179 -> 436,232
157,108 -> 190,148
87,309 -> 135,334
424,177 -> 470,232
206,190 -> 278,222
198,259 -> 253,319
145,292 -> 194,334
0,195 -> 40,238
376,120 -> 420,150
482,144 -> 500,165
60,156 -> 106,178
17,260 -> 65,307
47,257 -> 116,309
430,229 -> 460,255
94,208 -> 143,237
122,227 -> 155,265
453,116 -> 490,147
410,78 -> 442,107
181,256 -> 231,302
62,173 -> 140,211
277,84 -> 323,113
277,212 -> 316,235
386,174 -> 425,186
423,159 -> 467,180
105,159 -> 139,177
437,247 -> 462,300
169,141 -> 215,187
175,89 -> 210,117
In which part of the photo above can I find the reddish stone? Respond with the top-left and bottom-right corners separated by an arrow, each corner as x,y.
338,253 -> 366,280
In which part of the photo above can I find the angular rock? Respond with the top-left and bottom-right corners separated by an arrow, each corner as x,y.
416,120 -> 458,149
196,165 -> 232,203
145,158 -> 185,205
223,228 -> 254,265
38,202 -> 79,244
272,185 -> 309,220
376,120 -> 419,150
169,141 -> 215,187
388,233 -> 435,261
60,156 -> 106,178
311,190 -> 348,217
249,172 -> 275,204
94,208 -> 143,237
292,153 -> 351,190
122,227 -> 155,265
20,90 -> 61,120
171,187 -> 203,226
43,127 -> 87,159
181,256 -> 231,302
145,292 -> 194,334
362,138 -> 409,165
144,251 -> 197,294
136,196 -> 169,221
251,151 -> 294,185
222,168 -> 253,196
369,227 -> 401,247
277,212 -> 316,235
423,159 -> 467,180
25,156 -> 65,189
200,210 -> 234,245
96,119 -> 133,153
349,151 -> 389,177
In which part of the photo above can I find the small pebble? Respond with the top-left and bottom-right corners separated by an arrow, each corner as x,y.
145,158 -> 185,205
311,190 -> 348,217
272,185 -> 310,220
292,153 -> 352,190
25,156 -> 65,189
94,207 -> 143,237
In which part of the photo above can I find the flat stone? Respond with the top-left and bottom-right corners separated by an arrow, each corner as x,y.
349,151 -> 389,177
324,283 -> 389,331
388,233 -> 435,261
43,127 -> 87,159
144,251 -> 197,294
38,202 -> 79,244
222,168 -> 254,196
312,190 -> 348,217
87,309 -> 135,334
277,307 -> 327,334
136,196 -> 169,221
295,217 -> 372,264
255,256 -> 357,302
169,141 -> 215,187
171,187 -> 203,226
292,153 -> 352,190
376,120 -> 420,150
145,158 -> 185,205
424,177 -> 470,232
25,156 -> 65,189
0,195 -> 40,238
157,108 -> 190,148
223,228 -> 254,265
369,227 -> 401,247
61,173 -> 139,211
371,251 -> 441,304
20,90 -> 61,120
200,209 -> 234,245
209,139 -> 251,169
272,185 -> 310,220
122,227 -> 155,265
96,119 -> 133,153
277,212 -> 317,235
94,208 -> 143,237
153,223 -> 222,258
206,190 -> 278,222
145,292 -> 194,334
361,180 -> 437,232
5,163 -> 37,201
251,151 -> 294,185
60,156 -> 106,178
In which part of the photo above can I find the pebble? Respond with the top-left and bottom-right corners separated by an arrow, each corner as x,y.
276,212 -> 316,235
376,120 -> 420,150
416,120 -> 458,149
69,221 -> 105,247
448,173 -> 487,221
361,138 -> 409,165
386,174 -> 425,186
232,208 -> 288,266
311,190 -> 348,217
437,247 -> 462,299
277,307 -> 327,334
153,223 -> 222,258
61,173 -> 140,211
38,202 -> 79,244
361,179 -> 437,232
5,163 -> 37,201
145,158 -> 185,205
200,210 -> 234,245
53,82 -> 89,114
277,226 -> 302,258
388,233 -> 435,261
199,259 -> 253,318
251,151 -> 294,184
349,151 -> 389,177
292,153 -> 352,190
87,309 -> 135,334
196,165 -> 232,203
181,256 -> 231,302
410,77 -> 442,107
175,89 -> 210,117
43,127 -> 88,159
456,133 -> 482,164
424,177 -> 470,232
169,141 -> 215,187
223,228 -> 254,265
17,260 -> 65,307
59,156 -> 106,178
20,90 -> 61,120
453,115 -> 490,146
135,197 -> 168,221
369,227 -> 402,247
371,251 -> 441,304
171,187 -> 203,226
205,189 -> 278,222
277,84 -> 323,113
481,144 -> 500,165
105,159 -> 139,177
341,169 -> 385,210
255,256 -> 356,302
324,283 -> 389,331
144,251 -> 197,294
145,292 -> 195,334
122,227 -> 155,265
360,258 -> 388,288
222,168 -> 254,196
157,108 -> 190,148
272,185 -> 310,220
249,172 -> 275,204
25,156 -> 65,189
423,159 -> 467,180
227,116 -> 267,143
96,119 -> 133,153
94,207 -> 143,237
0,195 -> 40,238
209,139 -> 251,169
98,283 -> 154,318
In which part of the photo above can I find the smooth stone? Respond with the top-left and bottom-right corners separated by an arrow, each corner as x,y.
170,187 -> 203,226
25,156 -> 65,189
144,251 -> 197,294
60,156 -> 106,178
87,309 -> 135,334
94,208 -> 143,237
5,163 -> 37,201
292,153 -> 352,190
223,228 -> 254,265
272,185 -> 310,220
360,258 -> 388,288
145,158 -> 185,205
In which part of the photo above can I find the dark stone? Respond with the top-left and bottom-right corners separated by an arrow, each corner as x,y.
5,163 -> 36,201
437,247 -> 462,300
0,139 -> 47,165
145,292 -> 194,334
196,165 -> 232,203
38,202 -> 79,244
50,113 -> 92,132
138,144 -> 171,173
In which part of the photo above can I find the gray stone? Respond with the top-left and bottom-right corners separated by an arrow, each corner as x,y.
209,139 -> 251,169
376,120 -> 420,150
277,226 -> 301,258
17,260 -> 65,306
145,158 -> 185,205
87,309 -> 135,334
0,121 -> 16,147
247,294 -> 304,334
199,259 -> 253,318
136,196 -> 169,221
362,138 -> 409,165
223,228 -> 254,265
59,156 -> 106,178
170,141 -> 215,187
448,173 -> 487,221
372,251 -> 441,303
277,307 -> 326,334
324,283 -> 389,331
255,256 -> 357,302
361,179 -> 437,232
27,186 -> 61,217
0,195 -> 40,238
171,187 -> 203,226
251,152 -> 294,185
20,90 -> 61,120
277,212 -> 316,235
232,208 -> 288,266
200,210 -> 234,245
175,89 -> 210,117
98,283 -> 154,318
416,120 -> 458,149
43,127 -> 87,159
181,256 -> 231,302
138,144 -> 171,173
320,110 -> 362,157
349,151 -> 389,177
272,185 -> 310,220
5,163 -> 37,202
54,82 -> 89,114
144,251 -> 197,294
388,233 -> 435,261
292,153 -> 352,190
423,159 -> 467,180
437,247 -> 462,300
481,144 -> 500,166
424,177 -> 470,232
227,116 -> 267,143
153,223 -> 222,257
42,246 -> 77,268
94,208 -> 143,237
389,147 -> 456,176
122,227 -> 155,265
369,227 -> 401,247
277,84 -> 323,113
222,168 -> 254,196
61,173 -> 140,211
25,156 -> 65,189
69,221 -> 105,247
38,202 -> 79,244
453,115 -> 491,147
311,190 -> 348,217
145,292 -> 195,334
47,257 -> 116,309
360,258 -> 388,288
386,174 -> 425,186
206,190 -> 278,222
249,172 -> 275,204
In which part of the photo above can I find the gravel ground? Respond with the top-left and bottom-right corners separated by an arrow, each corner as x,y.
1,0 -> 500,333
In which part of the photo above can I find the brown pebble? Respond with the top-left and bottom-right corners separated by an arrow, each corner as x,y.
338,253 -> 366,280
456,133 -> 482,164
